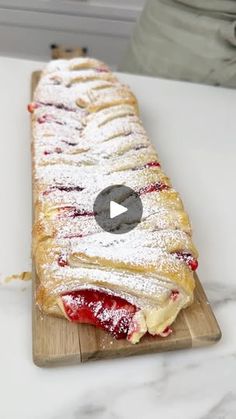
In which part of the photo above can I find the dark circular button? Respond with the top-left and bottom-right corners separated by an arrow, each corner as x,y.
93,185 -> 143,234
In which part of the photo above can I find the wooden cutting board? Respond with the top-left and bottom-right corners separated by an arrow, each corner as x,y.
31,71 -> 221,367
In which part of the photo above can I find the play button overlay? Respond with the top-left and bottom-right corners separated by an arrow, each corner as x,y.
110,201 -> 128,219
93,185 -> 143,234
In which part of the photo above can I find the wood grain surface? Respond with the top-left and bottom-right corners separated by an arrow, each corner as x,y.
31,71 -> 221,367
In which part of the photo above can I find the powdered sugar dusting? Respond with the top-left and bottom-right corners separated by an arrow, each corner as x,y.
32,57 -> 197,341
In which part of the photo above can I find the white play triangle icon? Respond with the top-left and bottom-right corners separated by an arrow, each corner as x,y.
94,185 -> 143,233
110,201 -> 128,219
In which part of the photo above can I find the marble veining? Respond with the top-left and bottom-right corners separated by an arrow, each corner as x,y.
204,281 -> 236,308
199,393 -> 236,419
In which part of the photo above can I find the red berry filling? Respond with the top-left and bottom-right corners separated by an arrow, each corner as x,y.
139,182 -> 169,195
39,101 -> 75,112
133,161 -> 161,171
58,186 -> 83,193
43,186 -> 84,196
61,289 -> 175,340
61,289 -> 137,339
27,102 -> 40,113
43,147 -> 63,156
159,326 -> 172,337
71,209 -> 95,218
174,252 -> 198,271
37,114 -> 63,125
58,206 -> 95,218
170,290 -> 179,301
63,233 -> 84,239
145,161 -> 161,168
58,255 -> 68,267
37,114 -> 52,124
96,67 -> 110,73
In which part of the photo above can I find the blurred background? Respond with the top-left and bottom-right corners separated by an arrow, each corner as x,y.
0,0 -> 145,65
1,0 -> 236,87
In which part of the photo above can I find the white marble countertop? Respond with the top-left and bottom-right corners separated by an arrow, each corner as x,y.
0,56 -> 235,419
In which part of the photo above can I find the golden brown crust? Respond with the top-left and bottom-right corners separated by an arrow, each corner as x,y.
32,57 -> 198,342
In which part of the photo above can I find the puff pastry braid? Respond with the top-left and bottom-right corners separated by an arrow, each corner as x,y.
30,58 -> 198,343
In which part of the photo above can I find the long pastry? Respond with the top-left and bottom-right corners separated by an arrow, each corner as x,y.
30,58 -> 198,344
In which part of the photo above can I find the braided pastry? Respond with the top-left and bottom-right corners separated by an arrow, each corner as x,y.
30,58 -> 198,343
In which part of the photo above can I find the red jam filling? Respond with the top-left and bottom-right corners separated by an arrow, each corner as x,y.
145,161 -> 161,168
96,67 -> 110,73
58,255 -> 68,267
174,252 -> 198,271
70,208 -> 94,218
63,233 -> 84,239
61,289 -> 137,339
37,114 -> 63,125
133,161 -> 161,171
37,114 -> 51,124
58,206 -> 95,218
56,186 -> 84,193
27,102 -> 40,113
43,186 -> 84,196
139,182 -> 169,195
159,326 -> 172,337
39,102 -> 74,112
61,289 -> 177,340
44,147 -> 63,156
170,290 -> 179,301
